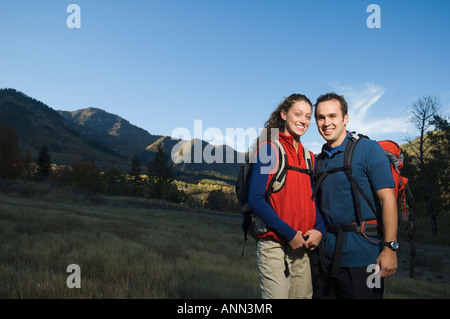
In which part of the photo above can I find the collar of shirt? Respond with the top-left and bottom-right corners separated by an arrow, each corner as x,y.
321,131 -> 351,157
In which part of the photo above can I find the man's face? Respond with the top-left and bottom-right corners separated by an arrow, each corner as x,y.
315,99 -> 349,148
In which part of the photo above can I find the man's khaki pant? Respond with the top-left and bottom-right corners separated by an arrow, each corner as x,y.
256,238 -> 312,299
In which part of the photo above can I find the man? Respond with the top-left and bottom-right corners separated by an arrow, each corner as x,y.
312,92 -> 398,299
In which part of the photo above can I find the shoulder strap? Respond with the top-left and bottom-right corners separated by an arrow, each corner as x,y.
344,134 -> 377,225
267,140 -> 313,196
302,146 -> 314,187
312,133 -> 377,225
270,139 -> 287,192
303,146 -> 313,171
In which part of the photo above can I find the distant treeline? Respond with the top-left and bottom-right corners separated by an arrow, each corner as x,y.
0,124 -> 239,213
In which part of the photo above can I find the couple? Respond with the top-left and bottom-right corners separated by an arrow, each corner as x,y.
247,92 -> 398,299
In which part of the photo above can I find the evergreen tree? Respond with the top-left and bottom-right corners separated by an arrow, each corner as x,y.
129,154 -> 143,196
36,144 -> 52,177
148,143 -> 173,181
148,142 -> 174,199
0,125 -> 21,180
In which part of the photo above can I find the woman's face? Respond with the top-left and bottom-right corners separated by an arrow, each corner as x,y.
280,100 -> 312,139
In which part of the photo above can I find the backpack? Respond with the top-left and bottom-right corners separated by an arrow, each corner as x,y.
377,140 -> 415,225
378,140 -> 416,278
313,133 -> 416,277
235,139 -> 313,244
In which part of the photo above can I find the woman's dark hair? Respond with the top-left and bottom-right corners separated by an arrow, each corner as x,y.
249,94 -> 312,156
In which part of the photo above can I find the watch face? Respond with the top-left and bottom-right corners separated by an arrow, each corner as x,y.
391,241 -> 399,250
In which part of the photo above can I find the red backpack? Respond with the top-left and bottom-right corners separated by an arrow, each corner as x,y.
378,140 -> 416,277
378,140 -> 414,228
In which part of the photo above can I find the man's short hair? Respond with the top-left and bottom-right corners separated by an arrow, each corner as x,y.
314,92 -> 348,119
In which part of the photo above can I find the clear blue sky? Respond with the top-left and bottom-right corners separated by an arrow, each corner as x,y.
1,0 -> 449,154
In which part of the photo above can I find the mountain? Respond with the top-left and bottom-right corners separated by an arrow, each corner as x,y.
60,108 -> 244,182
58,107 -> 163,158
58,107 -> 243,181
143,136 -> 244,181
0,88 -> 243,182
0,89 -> 127,169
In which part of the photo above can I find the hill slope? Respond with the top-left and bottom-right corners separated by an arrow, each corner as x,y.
143,136 -> 244,182
59,108 -> 243,181
0,89 -> 127,169
0,88 -> 243,181
59,107 -> 163,158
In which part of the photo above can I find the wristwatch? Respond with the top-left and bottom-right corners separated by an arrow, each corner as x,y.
384,241 -> 399,251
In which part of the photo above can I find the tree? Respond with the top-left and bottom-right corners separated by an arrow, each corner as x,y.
206,189 -> 228,211
407,95 -> 441,169
406,95 -> 442,235
0,125 -> 21,180
129,154 -> 143,196
20,150 -> 34,180
72,161 -> 104,194
103,167 -> 128,196
426,115 -> 450,218
36,144 -> 52,177
148,142 -> 174,199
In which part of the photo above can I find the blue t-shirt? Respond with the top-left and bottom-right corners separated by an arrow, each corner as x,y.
315,132 -> 394,267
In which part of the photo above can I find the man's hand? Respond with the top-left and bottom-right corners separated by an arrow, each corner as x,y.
303,229 -> 322,251
376,247 -> 397,278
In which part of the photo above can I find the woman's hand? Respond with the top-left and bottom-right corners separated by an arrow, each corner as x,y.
288,231 -> 306,250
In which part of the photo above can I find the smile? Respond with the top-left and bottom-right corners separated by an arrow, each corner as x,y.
322,127 -> 334,135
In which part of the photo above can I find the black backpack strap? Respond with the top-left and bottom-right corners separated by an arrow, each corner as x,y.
312,150 -> 348,200
281,145 -> 314,190
343,134 -> 377,225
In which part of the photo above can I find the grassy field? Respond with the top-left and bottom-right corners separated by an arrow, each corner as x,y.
0,181 -> 449,299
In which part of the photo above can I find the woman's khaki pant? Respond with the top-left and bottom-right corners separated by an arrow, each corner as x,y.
256,238 -> 312,299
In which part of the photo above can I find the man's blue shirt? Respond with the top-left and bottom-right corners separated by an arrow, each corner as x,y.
315,132 -> 394,267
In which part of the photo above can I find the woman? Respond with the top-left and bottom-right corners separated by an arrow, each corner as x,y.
248,94 -> 324,299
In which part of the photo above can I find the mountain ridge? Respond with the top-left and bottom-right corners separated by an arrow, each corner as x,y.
0,88 -> 127,169
0,88 -> 242,181
58,107 -> 164,159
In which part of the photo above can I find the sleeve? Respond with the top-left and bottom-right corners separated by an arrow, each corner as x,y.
247,143 -> 297,242
366,142 -> 395,191
314,207 -> 325,236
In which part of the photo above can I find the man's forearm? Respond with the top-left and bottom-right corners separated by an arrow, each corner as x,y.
376,188 -> 398,242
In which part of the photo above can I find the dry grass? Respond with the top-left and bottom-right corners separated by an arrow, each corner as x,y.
1,180 -> 449,299
0,182 -> 259,299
